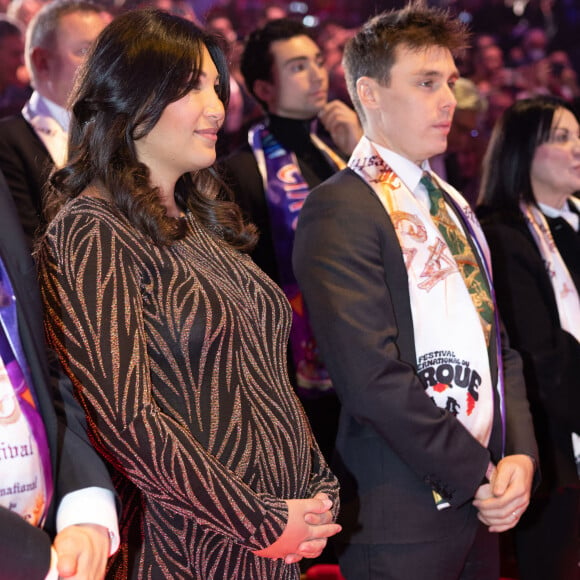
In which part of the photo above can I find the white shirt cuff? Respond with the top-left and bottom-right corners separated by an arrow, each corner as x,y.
56,487 -> 120,555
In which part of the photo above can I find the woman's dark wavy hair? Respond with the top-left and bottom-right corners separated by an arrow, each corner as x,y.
46,8 -> 257,250
479,95 -> 576,211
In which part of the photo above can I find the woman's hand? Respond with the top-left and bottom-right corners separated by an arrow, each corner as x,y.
253,494 -> 341,563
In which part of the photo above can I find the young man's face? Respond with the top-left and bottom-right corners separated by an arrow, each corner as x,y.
266,34 -> 329,119
366,44 -> 458,165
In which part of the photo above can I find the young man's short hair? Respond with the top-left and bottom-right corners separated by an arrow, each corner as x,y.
343,0 -> 468,122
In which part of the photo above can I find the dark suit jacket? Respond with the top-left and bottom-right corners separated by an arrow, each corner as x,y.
478,205 -> 580,490
0,171 -> 115,579
0,115 -> 53,249
293,168 -> 538,545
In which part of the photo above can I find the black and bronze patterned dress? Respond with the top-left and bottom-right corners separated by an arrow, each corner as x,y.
37,196 -> 339,579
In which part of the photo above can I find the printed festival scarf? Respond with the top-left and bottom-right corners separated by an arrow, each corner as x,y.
521,199 -> 580,475
0,257 -> 52,526
349,137 -> 504,451
249,121 -> 345,396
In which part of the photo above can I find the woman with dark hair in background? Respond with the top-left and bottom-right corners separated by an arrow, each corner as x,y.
36,8 -> 340,579
478,95 -> 580,580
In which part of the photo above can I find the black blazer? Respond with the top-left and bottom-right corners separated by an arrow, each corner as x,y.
479,206 -> 580,490
293,169 -> 538,545
0,115 -> 54,249
0,171 -> 115,579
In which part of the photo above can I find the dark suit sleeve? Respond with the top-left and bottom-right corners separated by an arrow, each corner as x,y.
293,174 -> 490,507
0,169 -> 116,577
0,117 -> 51,248
0,169 -> 52,579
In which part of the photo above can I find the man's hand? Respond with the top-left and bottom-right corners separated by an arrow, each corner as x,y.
54,523 -> 110,579
318,100 -> 363,156
472,454 -> 535,533
253,494 -> 341,564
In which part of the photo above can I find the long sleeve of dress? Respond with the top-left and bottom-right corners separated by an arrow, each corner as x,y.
38,212 -> 288,551
307,435 -> 341,519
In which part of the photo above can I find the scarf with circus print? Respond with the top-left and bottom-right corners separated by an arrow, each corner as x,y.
249,121 -> 345,396
349,137 -> 504,451
521,199 -> 580,475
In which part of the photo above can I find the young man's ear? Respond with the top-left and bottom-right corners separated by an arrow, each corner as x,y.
356,76 -> 380,110
253,79 -> 275,109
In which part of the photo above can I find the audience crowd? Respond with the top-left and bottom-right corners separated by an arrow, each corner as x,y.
2,0 -> 580,181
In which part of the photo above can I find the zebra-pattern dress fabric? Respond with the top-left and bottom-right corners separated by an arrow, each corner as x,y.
37,196 -> 339,579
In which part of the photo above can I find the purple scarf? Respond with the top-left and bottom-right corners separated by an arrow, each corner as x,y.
0,258 -> 53,525
250,122 -> 344,396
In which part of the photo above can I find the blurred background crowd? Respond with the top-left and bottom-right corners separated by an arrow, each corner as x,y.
2,0 -> 580,198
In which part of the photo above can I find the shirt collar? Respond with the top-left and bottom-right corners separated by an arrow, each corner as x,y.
538,200 -> 579,232
26,91 -> 70,132
370,140 -> 430,191
370,140 -> 432,205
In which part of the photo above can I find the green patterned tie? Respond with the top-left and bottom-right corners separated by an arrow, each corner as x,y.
420,173 -> 493,345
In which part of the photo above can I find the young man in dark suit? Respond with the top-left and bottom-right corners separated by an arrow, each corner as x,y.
293,2 -> 538,579
0,169 -> 118,578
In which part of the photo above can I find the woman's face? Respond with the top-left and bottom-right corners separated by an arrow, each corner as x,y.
134,45 -> 225,190
530,107 -> 580,207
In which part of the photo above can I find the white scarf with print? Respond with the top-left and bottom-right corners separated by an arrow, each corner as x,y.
521,199 -> 580,474
349,137 -> 498,449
